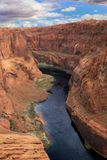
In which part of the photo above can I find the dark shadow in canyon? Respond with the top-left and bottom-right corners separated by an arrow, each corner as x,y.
35,67 -> 104,160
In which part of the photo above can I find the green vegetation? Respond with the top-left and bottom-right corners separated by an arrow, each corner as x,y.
36,74 -> 54,91
23,100 -> 51,148
9,119 -> 16,131
38,63 -> 54,68
0,112 -> 6,119
28,101 -> 36,119
35,121 -> 50,148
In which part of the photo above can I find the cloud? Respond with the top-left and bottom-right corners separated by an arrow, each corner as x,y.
0,22 -> 19,28
86,0 -> 107,4
72,0 -> 107,4
0,0 -> 107,28
21,21 -> 34,28
0,0 -> 61,23
35,17 -> 80,26
45,14 -> 107,26
1,13 -> 107,28
81,14 -> 107,20
61,6 -> 76,12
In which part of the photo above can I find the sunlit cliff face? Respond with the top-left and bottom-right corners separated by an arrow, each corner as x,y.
0,0 -> 106,159
0,19 -> 106,158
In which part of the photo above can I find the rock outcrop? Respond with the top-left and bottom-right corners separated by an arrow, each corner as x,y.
0,134 -> 49,160
0,58 -> 50,159
0,20 -> 107,158
67,50 -> 107,157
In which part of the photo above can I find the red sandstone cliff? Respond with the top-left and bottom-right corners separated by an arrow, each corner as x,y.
0,20 -> 107,158
26,20 -> 107,56
67,50 -> 107,157
1,20 -> 107,58
0,55 -> 50,159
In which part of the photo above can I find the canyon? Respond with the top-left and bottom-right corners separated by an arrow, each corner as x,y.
0,20 -> 106,159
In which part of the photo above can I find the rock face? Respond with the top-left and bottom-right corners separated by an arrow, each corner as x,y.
33,51 -> 80,72
0,55 -> 45,131
0,20 -> 107,158
0,29 -> 29,58
0,30 -> 50,159
25,20 -> 107,56
1,20 -> 107,58
67,50 -> 107,157
0,134 -> 49,160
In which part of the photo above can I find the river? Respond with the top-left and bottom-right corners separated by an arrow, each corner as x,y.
35,67 -> 104,160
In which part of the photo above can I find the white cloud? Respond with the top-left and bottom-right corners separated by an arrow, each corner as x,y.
0,22 -> 19,28
61,6 -> 76,12
47,14 -> 107,26
34,17 -> 80,26
0,0 -> 61,23
22,21 -> 34,28
81,14 -> 107,20
2,13 -> 107,28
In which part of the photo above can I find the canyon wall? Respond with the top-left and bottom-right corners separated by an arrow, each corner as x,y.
1,20 -> 107,58
0,55 -> 50,159
67,50 -> 107,157
0,20 -> 107,158
0,29 -> 51,159
26,20 -> 107,56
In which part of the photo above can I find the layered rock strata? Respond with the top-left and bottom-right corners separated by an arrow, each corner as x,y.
0,20 -> 106,158
0,35 -> 50,159
67,51 -> 107,157
0,134 -> 49,160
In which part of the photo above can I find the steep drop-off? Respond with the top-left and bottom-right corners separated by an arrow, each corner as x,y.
67,51 -> 107,157
0,20 -> 107,158
0,55 -> 51,159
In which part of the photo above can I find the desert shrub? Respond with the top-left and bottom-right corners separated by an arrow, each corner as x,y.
1,112 -> 6,119
9,119 -> 16,131
28,101 -> 36,119
35,122 -> 50,148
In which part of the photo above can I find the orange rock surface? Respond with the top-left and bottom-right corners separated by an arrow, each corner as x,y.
67,50 -> 107,157
0,20 -> 107,158
0,134 -> 49,160
0,55 -> 48,130
0,20 -> 107,58
0,31 -> 49,159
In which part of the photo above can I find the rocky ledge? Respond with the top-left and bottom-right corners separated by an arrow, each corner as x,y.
0,134 -> 49,160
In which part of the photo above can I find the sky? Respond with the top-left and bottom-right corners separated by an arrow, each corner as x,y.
0,0 -> 107,27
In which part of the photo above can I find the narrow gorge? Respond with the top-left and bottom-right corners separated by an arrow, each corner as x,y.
0,20 -> 106,159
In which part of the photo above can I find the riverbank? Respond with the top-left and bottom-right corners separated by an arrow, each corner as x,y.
35,68 -> 104,160
35,50 -> 107,158
0,56 -> 53,160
